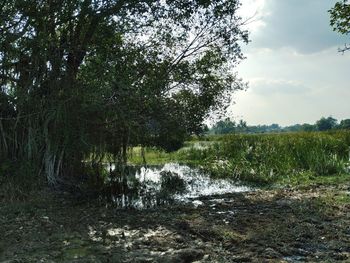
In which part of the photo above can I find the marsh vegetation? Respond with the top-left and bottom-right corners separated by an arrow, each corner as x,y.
1,0 -> 350,261
130,131 -> 350,185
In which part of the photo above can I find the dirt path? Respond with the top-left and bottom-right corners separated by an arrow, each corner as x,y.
1,184 -> 350,262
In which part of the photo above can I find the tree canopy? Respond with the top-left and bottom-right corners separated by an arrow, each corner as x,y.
208,116 -> 350,135
0,0 -> 248,186
316,117 -> 338,131
329,0 -> 350,52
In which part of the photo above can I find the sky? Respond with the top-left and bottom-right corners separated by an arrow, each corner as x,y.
229,0 -> 350,126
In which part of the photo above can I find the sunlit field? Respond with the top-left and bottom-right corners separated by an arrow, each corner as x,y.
130,130 -> 350,186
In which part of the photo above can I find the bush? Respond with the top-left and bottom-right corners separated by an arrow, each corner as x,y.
175,131 -> 350,185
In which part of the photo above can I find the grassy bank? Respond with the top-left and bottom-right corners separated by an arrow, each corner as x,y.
129,131 -> 350,186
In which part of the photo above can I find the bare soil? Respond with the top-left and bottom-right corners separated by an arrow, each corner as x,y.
1,184 -> 350,262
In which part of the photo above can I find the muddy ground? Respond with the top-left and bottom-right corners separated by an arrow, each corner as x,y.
1,184 -> 350,262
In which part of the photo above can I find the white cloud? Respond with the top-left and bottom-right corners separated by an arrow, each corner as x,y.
231,46 -> 350,126
229,0 -> 350,126
246,0 -> 348,53
239,0 -> 267,33
248,78 -> 310,95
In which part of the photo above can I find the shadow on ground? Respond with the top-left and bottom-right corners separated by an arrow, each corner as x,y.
1,185 -> 350,262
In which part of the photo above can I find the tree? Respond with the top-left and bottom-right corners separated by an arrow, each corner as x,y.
339,119 -> 350,129
329,0 -> 350,52
316,117 -> 338,131
210,118 -> 237,134
0,0 -> 248,187
301,123 -> 315,132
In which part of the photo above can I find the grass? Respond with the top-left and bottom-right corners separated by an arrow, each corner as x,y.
127,146 -> 174,165
280,172 -> 350,187
128,130 -> 350,187
333,192 -> 350,205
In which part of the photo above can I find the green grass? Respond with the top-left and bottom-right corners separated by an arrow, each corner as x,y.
333,192 -> 350,205
279,172 -> 350,187
128,130 -> 350,187
127,146 -> 175,165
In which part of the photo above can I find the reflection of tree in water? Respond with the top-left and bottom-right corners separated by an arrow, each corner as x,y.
160,171 -> 187,195
102,165 -> 187,209
99,163 -> 250,209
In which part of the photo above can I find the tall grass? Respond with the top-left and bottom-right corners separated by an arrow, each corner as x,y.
132,131 -> 350,185
195,131 -> 350,184
223,132 -> 347,183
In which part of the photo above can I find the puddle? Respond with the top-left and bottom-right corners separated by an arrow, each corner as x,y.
101,163 -> 251,209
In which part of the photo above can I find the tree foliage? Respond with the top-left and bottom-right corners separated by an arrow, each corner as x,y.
316,117 -> 338,131
339,119 -> 350,129
208,116 -> 350,135
329,0 -> 350,52
0,0 -> 248,187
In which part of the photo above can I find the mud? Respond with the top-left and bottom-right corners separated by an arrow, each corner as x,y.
1,184 -> 350,262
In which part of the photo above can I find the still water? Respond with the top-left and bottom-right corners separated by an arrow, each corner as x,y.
102,163 -> 250,209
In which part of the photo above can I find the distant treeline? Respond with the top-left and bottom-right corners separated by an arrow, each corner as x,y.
208,117 -> 350,135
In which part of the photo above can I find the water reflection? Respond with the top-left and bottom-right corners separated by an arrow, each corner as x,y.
102,163 -> 250,209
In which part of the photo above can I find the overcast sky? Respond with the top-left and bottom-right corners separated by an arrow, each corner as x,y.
230,0 -> 350,126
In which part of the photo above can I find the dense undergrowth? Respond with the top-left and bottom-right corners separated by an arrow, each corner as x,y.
130,130 -> 350,186
2,131 -> 349,201
0,160 -> 45,201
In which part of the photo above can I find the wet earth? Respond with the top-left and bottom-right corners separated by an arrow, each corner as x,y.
1,183 -> 350,262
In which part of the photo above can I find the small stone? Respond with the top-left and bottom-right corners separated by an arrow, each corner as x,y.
192,200 -> 203,208
134,256 -> 154,262
171,248 -> 204,263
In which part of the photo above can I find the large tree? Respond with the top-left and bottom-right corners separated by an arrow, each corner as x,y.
339,119 -> 350,129
0,0 -> 248,187
316,117 -> 338,131
329,0 -> 350,52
